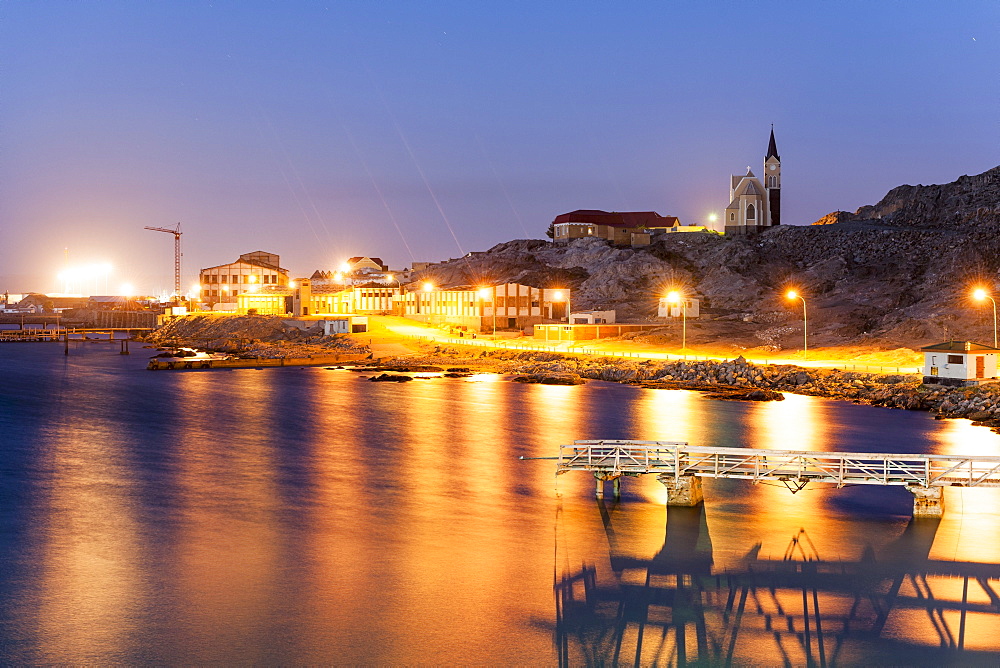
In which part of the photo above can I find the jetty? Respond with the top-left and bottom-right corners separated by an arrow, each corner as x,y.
147,353 -> 367,370
554,440 -> 1000,516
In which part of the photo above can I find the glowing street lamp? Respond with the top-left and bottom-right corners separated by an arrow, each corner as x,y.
973,287 -> 998,348
478,287 -> 495,336
553,289 -> 571,324
667,290 -> 686,350
786,289 -> 808,359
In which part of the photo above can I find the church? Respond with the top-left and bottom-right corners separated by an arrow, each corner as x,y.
723,128 -> 781,235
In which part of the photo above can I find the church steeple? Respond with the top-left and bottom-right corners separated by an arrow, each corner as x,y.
765,125 -> 779,160
764,126 -> 780,226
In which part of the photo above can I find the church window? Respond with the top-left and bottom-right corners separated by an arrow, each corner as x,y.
730,213 -> 735,222
746,204 -> 756,220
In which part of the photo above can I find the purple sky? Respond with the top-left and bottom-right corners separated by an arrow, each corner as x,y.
2,2 -> 997,296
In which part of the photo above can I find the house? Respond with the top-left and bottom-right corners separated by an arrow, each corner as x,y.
657,297 -> 701,319
567,310 -> 615,324
921,340 -> 1000,386
199,251 -> 290,307
723,128 -> 781,235
550,210 -> 680,247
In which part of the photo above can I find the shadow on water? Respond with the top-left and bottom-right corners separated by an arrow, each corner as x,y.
555,501 -> 1000,667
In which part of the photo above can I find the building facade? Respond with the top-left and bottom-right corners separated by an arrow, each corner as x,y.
551,210 -> 680,246
921,340 -> 1000,386
724,129 -> 781,235
199,251 -> 290,307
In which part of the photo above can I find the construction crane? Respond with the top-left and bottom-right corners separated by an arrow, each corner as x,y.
144,223 -> 183,300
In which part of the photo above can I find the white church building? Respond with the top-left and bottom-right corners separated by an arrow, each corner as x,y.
722,129 -> 781,235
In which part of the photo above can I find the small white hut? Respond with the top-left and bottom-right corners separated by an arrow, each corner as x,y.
921,340 -> 1000,386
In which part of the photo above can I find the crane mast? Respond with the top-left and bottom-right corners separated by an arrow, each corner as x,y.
144,223 -> 183,300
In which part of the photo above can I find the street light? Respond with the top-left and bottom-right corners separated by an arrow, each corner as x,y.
478,287 -> 495,336
786,290 -> 807,359
553,289 -> 571,324
667,290 -> 686,350
974,287 -> 998,348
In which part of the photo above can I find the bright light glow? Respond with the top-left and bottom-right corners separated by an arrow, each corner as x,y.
667,290 -> 680,304
192,283 -> 202,293
707,213 -> 718,222
553,290 -> 564,301
974,288 -> 989,301
423,282 -> 434,292
289,281 -> 297,289
340,262 -> 351,273
786,290 -> 799,300
221,285 -> 229,291
120,283 -> 135,297
386,273 -> 394,283
477,287 -> 490,299
248,275 -> 258,283
334,272 -> 343,282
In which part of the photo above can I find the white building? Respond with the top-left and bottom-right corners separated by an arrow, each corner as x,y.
657,297 -> 700,319
921,340 -> 1000,386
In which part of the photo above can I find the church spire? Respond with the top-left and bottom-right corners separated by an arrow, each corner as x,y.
765,125 -> 779,160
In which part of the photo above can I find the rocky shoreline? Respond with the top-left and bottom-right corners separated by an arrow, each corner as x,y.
364,347 -> 1000,434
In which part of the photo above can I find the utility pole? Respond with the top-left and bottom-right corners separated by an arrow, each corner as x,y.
144,223 -> 183,300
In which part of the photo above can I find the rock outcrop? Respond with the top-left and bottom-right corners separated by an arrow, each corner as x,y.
412,166 -> 1000,351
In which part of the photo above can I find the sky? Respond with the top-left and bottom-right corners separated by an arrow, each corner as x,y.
1,1 -> 997,296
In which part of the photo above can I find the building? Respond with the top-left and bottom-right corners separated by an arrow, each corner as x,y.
534,323 -> 663,342
400,283 -> 569,331
724,128 -> 781,235
921,340 -> 1000,386
566,310 -> 616,324
199,251 -> 290,307
657,296 -> 701,319
550,210 -> 680,246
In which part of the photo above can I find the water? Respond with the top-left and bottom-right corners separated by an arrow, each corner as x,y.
2,342 -> 1000,664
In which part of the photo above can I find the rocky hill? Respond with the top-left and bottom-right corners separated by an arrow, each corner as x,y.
413,166 -> 1000,353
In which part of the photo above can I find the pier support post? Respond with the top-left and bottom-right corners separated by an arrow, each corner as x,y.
593,472 -> 621,499
656,474 -> 704,507
909,485 -> 945,517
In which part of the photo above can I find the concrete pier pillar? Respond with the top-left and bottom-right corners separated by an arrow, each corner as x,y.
593,472 -> 620,499
656,474 -> 704,507
613,477 -> 622,498
909,485 -> 945,517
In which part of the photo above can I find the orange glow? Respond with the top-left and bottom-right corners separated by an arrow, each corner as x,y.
786,289 -> 799,300
666,290 -> 681,304
974,288 -> 989,301
422,282 -> 434,292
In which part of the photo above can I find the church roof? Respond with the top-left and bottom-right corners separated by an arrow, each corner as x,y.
743,181 -> 762,196
766,127 -> 780,160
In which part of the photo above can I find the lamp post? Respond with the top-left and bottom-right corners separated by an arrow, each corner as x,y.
667,290 -> 686,350
387,274 -> 404,314
974,288 -> 998,348
786,290 -> 807,359
478,287 -> 495,336
553,290 -> 571,324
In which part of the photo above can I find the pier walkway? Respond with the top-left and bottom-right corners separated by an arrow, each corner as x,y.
555,440 -> 1000,516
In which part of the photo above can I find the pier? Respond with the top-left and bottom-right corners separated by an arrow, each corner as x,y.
555,440 -> 1000,516
0,327 -> 152,342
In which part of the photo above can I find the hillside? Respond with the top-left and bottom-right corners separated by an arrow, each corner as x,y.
412,166 -> 1000,354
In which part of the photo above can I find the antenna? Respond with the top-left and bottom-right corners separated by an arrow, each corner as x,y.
144,223 -> 183,299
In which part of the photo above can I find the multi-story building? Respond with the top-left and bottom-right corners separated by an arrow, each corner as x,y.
236,280 -> 571,332
199,251 -> 290,307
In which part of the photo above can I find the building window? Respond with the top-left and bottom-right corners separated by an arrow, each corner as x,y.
730,212 -> 735,222
746,204 -> 756,220
221,275 -> 227,283
948,355 -> 964,364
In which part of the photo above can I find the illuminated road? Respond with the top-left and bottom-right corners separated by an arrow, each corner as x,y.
369,316 -> 921,375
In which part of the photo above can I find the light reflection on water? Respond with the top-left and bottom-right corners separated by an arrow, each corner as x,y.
2,345 -> 1000,664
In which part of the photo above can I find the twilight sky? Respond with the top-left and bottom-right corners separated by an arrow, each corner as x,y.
2,2 -> 997,296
